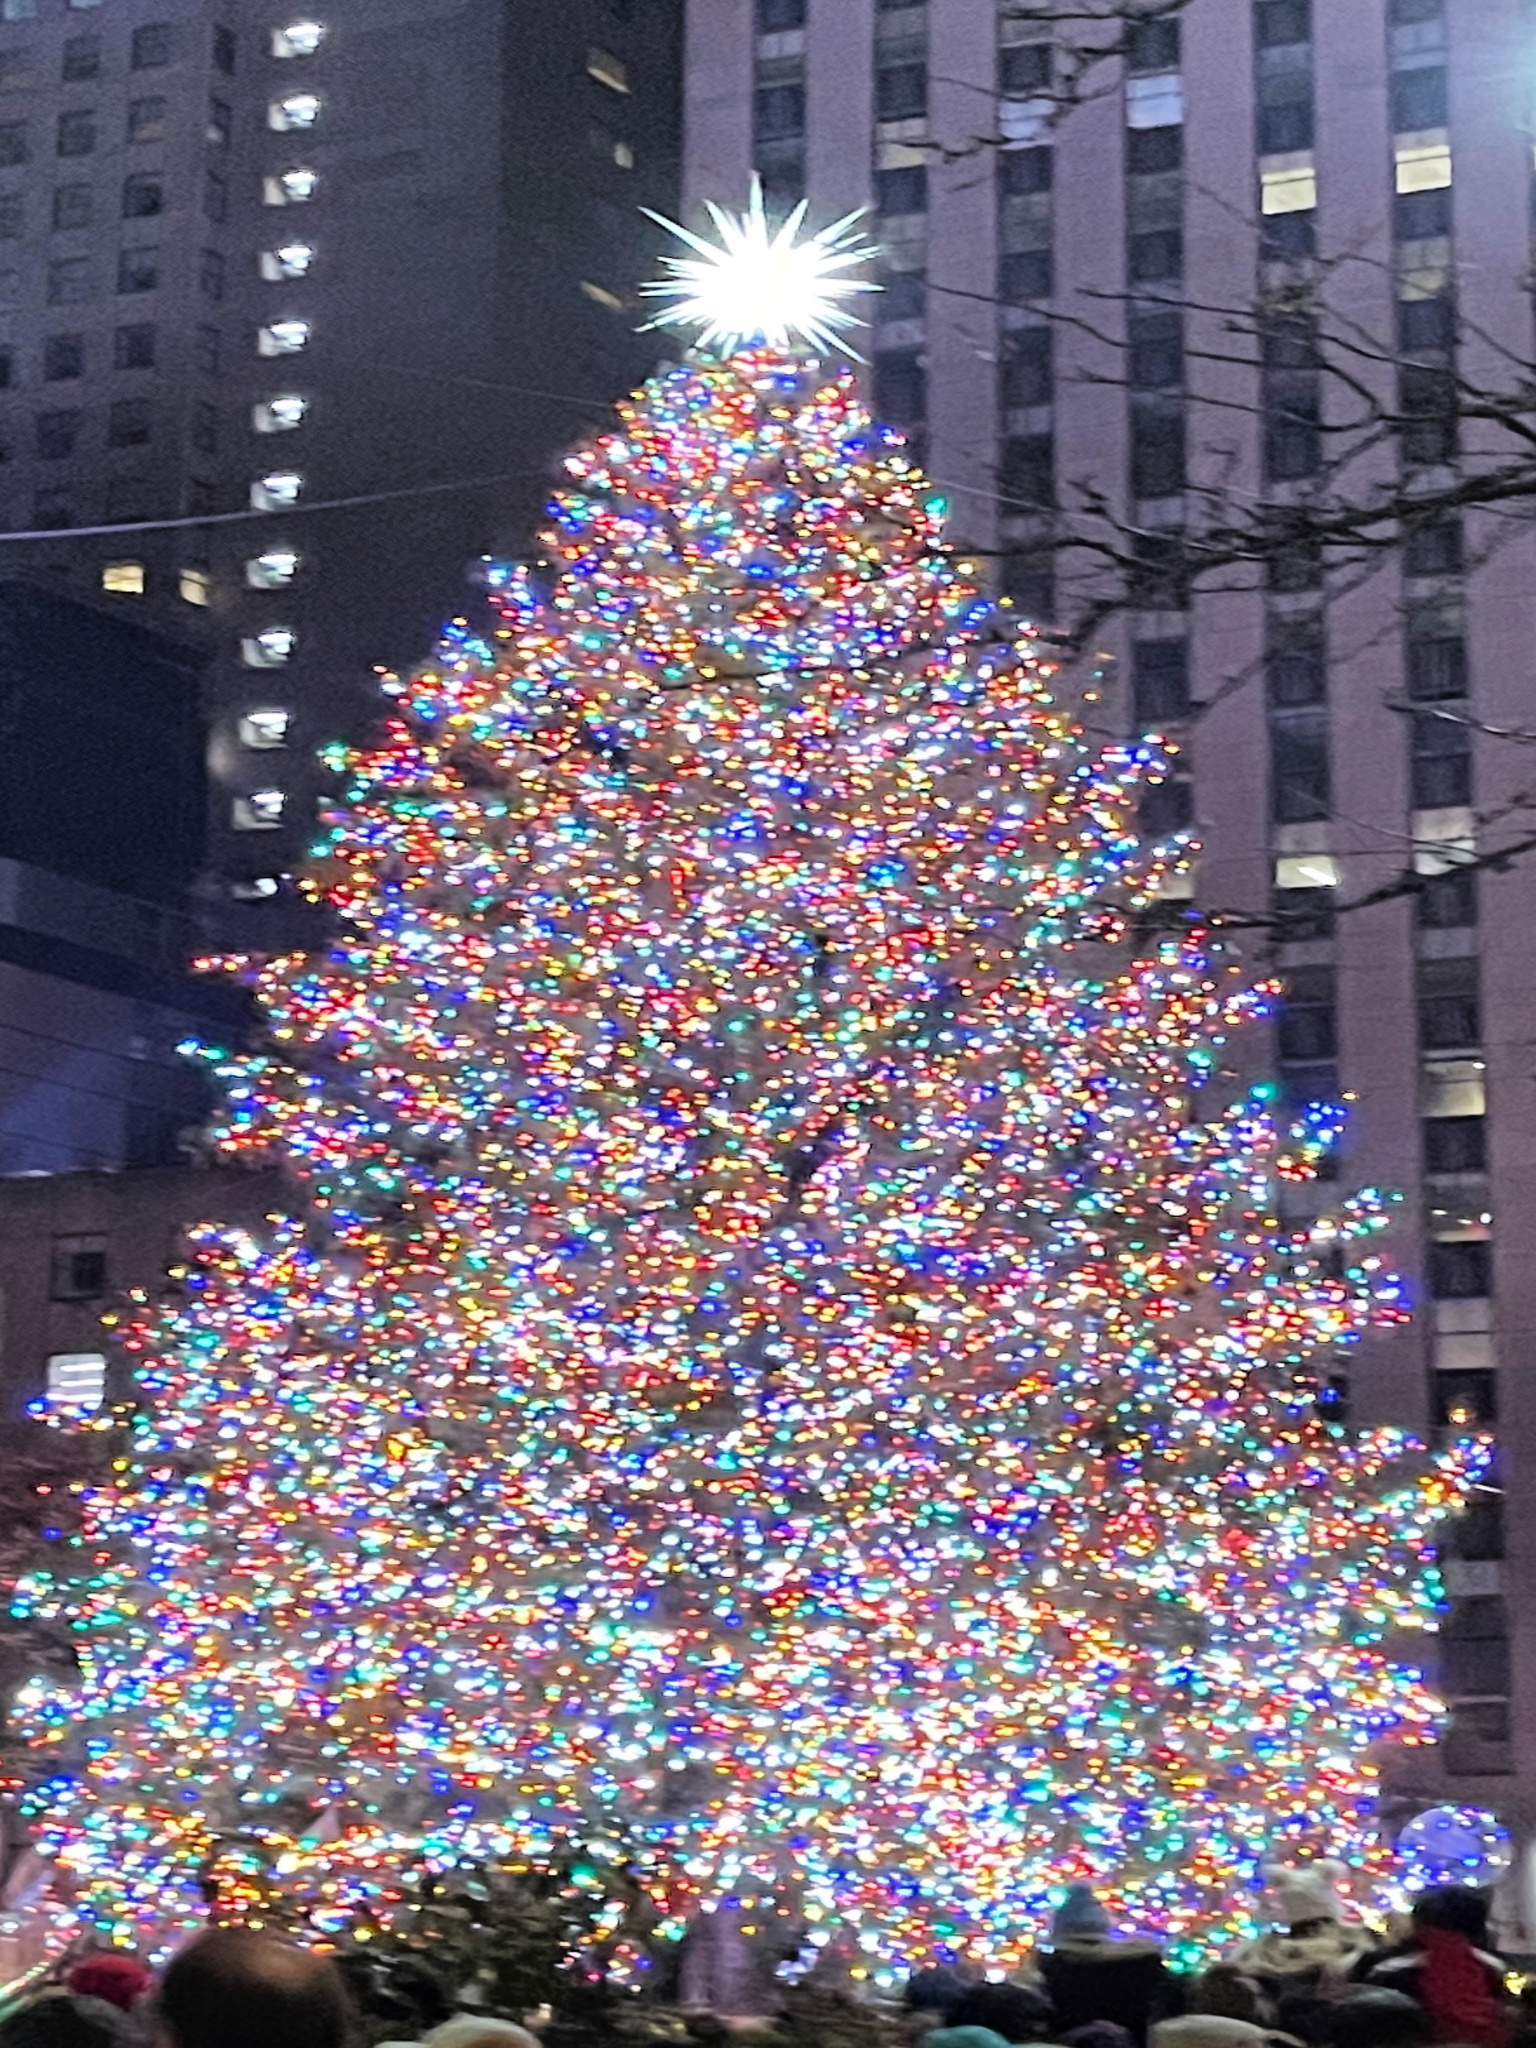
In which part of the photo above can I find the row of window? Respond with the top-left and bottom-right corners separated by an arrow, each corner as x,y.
100,546 -> 298,599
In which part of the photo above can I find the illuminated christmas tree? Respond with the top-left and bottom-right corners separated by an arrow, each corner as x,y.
13,193 -> 1474,1971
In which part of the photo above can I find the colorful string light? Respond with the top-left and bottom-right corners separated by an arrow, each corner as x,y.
11,347 -> 1476,1975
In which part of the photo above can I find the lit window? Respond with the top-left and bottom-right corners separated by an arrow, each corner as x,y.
250,470 -> 302,509
258,317 -> 310,355
101,560 -> 145,594
179,566 -> 210,605
239,707 -> 291,748
242,625 -> 295,667
46,1350 -> 106,1412
247,545 -> 300,586
1396,134 -> 1452,194
253,393 -> 307,432
269,91 -> 321,129
1126,72 -> 1183,129
1423,1058 -> 1486,1120
231,876 -> 280,899
233,788 -> 286,829
587,46 -> 629,93
271,20 -> 323,57
1260,152 -> 1316,216
263,167 -> 317,205
261,241 -> 314,280
1274,851 -> 1338,891
1413,807 -> 1475,873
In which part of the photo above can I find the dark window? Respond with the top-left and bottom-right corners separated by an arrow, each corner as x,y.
0,193 -> 20,237
127,95 -> 167,143
211,22 -> 235,72
1003,326 -> 1052,408
1000,432 -> 1054,508
755,0 -> 805,25
0,120 -> 27,165
49,1241 -> 106,1299
1130,530 -> 1188,609
1429,1236 -> 1492,1300
1278,966 -> 1336,1061
1399,295 -> 1455,351
199,246 -> 224,299
1002,548 -> 1053,623
42,332 -> 83,380
32,487 -> 74,528
35,408 -> 80,458
1405,516 -> 1462,577
873,348 -> 925,423
1391,66 -> 1447,134
1263,315 -> 1319,371
1000,146 -> 1051,196
1256,0 -> 1311,44
1132,639 -> 1189,725
131,23 -> 173,68
1131,398 -> 1185,497
191,398 -> 217,453
108,395 -> 150,446
1407,634 -> 1467,700
194,323 -> 220,372
114,321 -> 155,368
56,108 -> 94,155
1400,362 -> 1457,465
117,244 -> 157,293
1390,0 -> 1444,18
1267,635 -> 1325,707
1257,100 -> 1313,153
1261,210 -> 1316,261
62,35 -> 99,81
1128,228 -> 1182,281
999,42 -> 1050,93
1417,954 -> 1480,1048
1395,186 -> 1451,240
753,81 -> 804,141
1425,1116 -> 1487,1175
1126,124 -> 1182,174
878,270 -> 924,322
1271,714 -> 1330,823
1139,775 -> 1193,837
46,255 -> 91,304
1129,309 -> 1183,389
1126,17 -> 1179,69
1435,1374 -> 1497,1431
1269,538 -> 1323,592
875,63 -> 926,122
876,164 -> 926,214
203,170 -> 226,220
122,172 -> 163,218
1441,1596 -> 1509,1695
755,148 -> 803,209
1273,887 -> 1334,943
105,475 -> 150,520
52,182 -> 90,229
1000,248 -> 1053,300
1265,374 -> 1321,480
0,48 -> 31,91
1277,1062 -> 1337,1111
1411,711 -> 1470,808
1417,866 -> 1477,929
1452,1484 -> 1504,1561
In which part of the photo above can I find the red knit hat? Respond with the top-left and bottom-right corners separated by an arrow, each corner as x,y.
67,1954 -> 154,2012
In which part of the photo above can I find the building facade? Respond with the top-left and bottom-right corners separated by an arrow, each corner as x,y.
684,0 -> 1536,1847
0,0 -> 681,934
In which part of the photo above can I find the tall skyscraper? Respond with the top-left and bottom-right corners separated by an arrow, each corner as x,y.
685,0 -> 1536,1827
0,0 -> 681,929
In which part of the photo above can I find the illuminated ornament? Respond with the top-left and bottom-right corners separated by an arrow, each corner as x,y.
640,175 -> 879,355
1396,1806 -> 1513,1891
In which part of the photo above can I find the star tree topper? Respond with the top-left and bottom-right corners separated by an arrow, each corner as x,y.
641,177 -> 880,356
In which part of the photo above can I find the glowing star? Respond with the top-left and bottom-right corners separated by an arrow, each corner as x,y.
640,176 -> 879,356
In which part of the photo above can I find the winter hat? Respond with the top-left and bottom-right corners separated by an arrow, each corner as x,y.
1052,1883 -> 1113,1943
65,1958 -> 154,2014
1264,1864 -> 1345,1928
424,2020 -> 540,2048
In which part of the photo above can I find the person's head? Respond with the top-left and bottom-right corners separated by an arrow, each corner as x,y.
0,1996 -> 125,2048
1052,1884 -> 1112,1945
948,1982 -> 1055,2045
1267,1871 -> 1343,1933
1274,1994 -> 1338,2047
65,1959 -> 153,2017
1326,1992 -> 1432,2048
907,1969 -> 971,2020
1410,1886 -> 1490,1945
1189,1969 -> 1263,2026
159,1930 -> 349,2048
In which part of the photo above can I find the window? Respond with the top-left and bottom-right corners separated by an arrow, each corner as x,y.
1278,966 -> 1337,1062
1131,399 -> 1185,498
1429,1236 -> 1492,1300
1000,249 -> 1053,301
1396,136 -> 1451,193
1405,516 -> 1462,577
999,145 -> 1052,196
756,0 -> 805,26
1262,210 -> 1316,260
875,164 -> 926,214
203,170 -> 227,220
1128,228 -> 1182,281
999,42 -> 1050,94
1425,1116 -> 1487,1175
1417,954 -> 1480,1049
251,470 -> 302,509
1417,866 -> 1477,930
1266,633 -> 1325,707
35,408 -> 81,459
1001,433 -> 1054,509
258,317 -> 310,356
0,119 -> 27,164
753,80 -> 804,140
872,350 -> 924,424
0,0 -> 35,14
247,545 -> 299,586
876,63 -> 927,122
52,182 -> 91,229
233,789 -> 286,829
1126,124 -> 1182,176
126,95 -> 165,142
33,487 -> 74,528
1391,67 -> 1446,134
1440,1596 -> 1508,1695
104,476 -> 150,519
66,0 -> 106,9
1132,640 -> 1189,725
1271,713 -> 1330,822
1407,633 -> 1467,701
587,47 -> 628,93
1129,310 -> 1182,390
199,246 -> 225,299
1256,0 -> 1311,44
271,20 -> 324,58
1274,850 -> 1338,891
0,48 -> 32,90
1261,152 -> 1316,215
1396,185 -> 1451,240
1411,711 -> 1470,809
1401,362 -> 1457,466
100,561 -> 144,595
46,256 -> 92,304
243,625 -> 295,666
261,241 -> 313,281
0,345 -> 11,387
130,23 -> 172,69
179,565 -> 210,605
43,332 -> 83,380
1399,295 -> 1454,352
191,399 -> 217,452
1423,1057 -> 1484,1118
1126,17 -> 1180,70
212,23 -> 235,73
269,91 -> 320,130
255,392 -> 309,435
1265,375 -> 1321,481
61,35 -> 98,79
1125,72 -> 1183,129
194,324 -> 221,372
0,194 -> 21,237
263,167 -> 317,205
876,269 -> 924,323
122,172 -> 163,218
108,396 -> 150,447
1003,326 -> 1052,409
45,1351 -> 106,1413
239,707 -> 291,748
114,322 -> 155,368
117,245 -> 158,293
1139,774 -> 1193,837
1257,98 -> 1313,155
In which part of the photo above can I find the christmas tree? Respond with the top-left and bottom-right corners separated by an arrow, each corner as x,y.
12,193 -> 1474,1974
